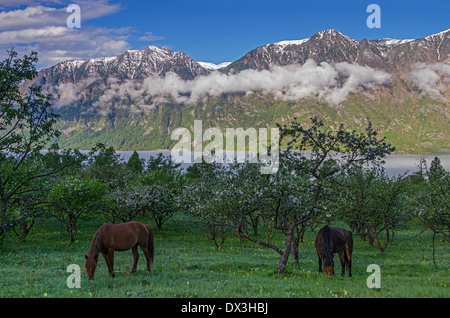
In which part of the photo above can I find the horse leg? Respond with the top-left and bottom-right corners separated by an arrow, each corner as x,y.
345,246 -> 353,277
338,251 -> 345,277
131,245 -> 139,273
317,251 -> 322,273
102,250 -> 116,278
141,246 -> 152,272
137,237 -> 152,272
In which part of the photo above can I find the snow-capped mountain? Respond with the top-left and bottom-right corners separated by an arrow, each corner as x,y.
222,28 -> 450,73
36,28 -> 449,88
28,28 -> 450,153
197,61 -> 232,71
37,45 -> 210,87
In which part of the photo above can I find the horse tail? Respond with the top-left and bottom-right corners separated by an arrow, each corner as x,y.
146,224 -> 154,263
322,226 -> 332,264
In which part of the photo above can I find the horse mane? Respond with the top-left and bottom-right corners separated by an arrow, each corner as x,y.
321,226 -> 333,266
87,227 -> 103,257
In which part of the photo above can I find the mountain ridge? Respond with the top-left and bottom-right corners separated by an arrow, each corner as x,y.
222,28 -> 450,73
27,28 -> 450,154
37,28 -> 450,83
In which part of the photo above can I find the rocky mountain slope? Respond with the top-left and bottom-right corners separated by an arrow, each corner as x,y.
30,29 -> 450,153
223,28 -> 450,73
38,45 -> 209,85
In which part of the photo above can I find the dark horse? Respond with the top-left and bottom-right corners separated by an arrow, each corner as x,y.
85,221 -> 154,279
315,226 -> 353,277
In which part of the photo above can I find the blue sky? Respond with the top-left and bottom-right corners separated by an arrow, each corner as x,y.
0,0 -> 449,68
112,0 -> 450,63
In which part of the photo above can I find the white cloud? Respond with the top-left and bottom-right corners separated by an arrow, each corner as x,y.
0,0 -> 61,10
138,32 -> 165,43
0,6 -> 61,31
0,1 -> 121,31
0,25 -> 131,69
326,62 -> 391,105
0,1 -> 130,69
406,62 -> 450,96
0,26 -> 69,43
60,59 -> 390,112
46,76 -> 101,109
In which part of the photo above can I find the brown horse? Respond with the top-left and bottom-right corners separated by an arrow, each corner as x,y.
84,221 -> 154,279
315,225 -> 353,277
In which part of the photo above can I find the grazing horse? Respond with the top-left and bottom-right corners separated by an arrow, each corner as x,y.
84,221 -> 154,279
315,225 -> 353,277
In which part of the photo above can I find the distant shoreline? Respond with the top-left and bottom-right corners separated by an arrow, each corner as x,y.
41,149 -> 450,177
43,148 -> 450,156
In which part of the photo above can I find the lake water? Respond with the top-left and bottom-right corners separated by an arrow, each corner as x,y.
115,150 -> 450,177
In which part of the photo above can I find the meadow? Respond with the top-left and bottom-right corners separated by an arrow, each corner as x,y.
0,215 -> 448,298
1,45 -> 448,302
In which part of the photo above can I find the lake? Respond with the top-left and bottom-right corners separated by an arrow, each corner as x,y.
115,150 -> 450,177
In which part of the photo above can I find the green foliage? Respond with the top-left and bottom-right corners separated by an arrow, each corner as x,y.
332,166 -> 410,253
0,50 -> 59,154
0,65 -> 448,296
47,176 -> 110,242
0,49 -> 61,236
136,154 -> 184,228
106,184 -> 152,223
180,117 -> 397,274
126,150 -> 144,174
0,141 -> 447,298
101,152 -> 183,228
87,143 -> 124,184
54,93 -> 450,154
42,143 -> 86,176
181,160 -> 267,247
410,156 -> 450,267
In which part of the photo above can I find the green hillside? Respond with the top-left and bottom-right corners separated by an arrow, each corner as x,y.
54,93 -> 450,154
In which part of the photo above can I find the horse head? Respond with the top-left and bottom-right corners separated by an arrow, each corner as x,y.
85,254 -> 99,280
323,254 -> 334,277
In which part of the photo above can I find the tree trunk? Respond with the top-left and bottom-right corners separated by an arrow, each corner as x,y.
371,228 -> 390,254
276,224 -> 296,274
0,197 -> 8,235
292,225 -> 305,263
19,218 -> 35,240
249,214 -> 259,236
292,229 -> 299,263
68,223 -> 75,242
432,231 -> 438,269
67,213 -> 77,242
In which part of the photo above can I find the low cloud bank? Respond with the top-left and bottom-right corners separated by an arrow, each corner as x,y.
105,59 -> 389,107
406,62 -> 450,96
50,59 -> 395,112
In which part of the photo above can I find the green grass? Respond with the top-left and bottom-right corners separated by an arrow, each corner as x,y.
0,216 -> 448,298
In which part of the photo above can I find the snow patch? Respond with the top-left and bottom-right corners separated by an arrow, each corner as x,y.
198,61 -> 231,70
379,39 -> 414,46
274,38 -> 309,48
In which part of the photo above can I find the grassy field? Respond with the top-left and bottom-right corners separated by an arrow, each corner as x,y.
0,215 -> 448,298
